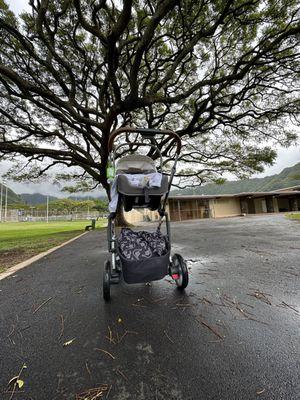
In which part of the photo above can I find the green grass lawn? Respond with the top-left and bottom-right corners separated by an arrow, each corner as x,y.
0,220 -> 106,273
286,213 -> 300,220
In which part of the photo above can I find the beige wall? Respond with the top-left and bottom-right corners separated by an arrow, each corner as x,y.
125,207 -> 166,224
125,209 -> 144,224
211,197 -> 241,218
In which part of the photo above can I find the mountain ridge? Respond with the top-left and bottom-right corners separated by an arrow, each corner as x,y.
3,162 -> 300,204
172,162 -> 300,196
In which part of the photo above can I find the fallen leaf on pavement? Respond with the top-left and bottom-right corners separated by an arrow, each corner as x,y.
16,379 -> 24,389
63,338 -> 75,347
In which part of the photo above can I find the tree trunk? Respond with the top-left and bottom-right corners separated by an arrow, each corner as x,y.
103,180 -> 131,227
115,203 -> 131,227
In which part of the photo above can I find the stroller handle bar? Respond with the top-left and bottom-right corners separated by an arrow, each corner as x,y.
108,126 -> 182,154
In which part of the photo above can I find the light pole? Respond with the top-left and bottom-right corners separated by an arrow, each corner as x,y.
4,185 -> 8,222
46,195 -> 49,223
0,183 -> 3,222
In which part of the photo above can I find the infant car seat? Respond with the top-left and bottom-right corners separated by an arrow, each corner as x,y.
115,154 -> 168,211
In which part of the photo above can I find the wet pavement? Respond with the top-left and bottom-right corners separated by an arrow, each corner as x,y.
0,214 -> 299,399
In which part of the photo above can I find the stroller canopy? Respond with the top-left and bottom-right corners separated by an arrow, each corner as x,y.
116,154 -> 156,174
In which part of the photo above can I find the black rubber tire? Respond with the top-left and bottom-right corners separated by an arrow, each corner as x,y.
172,253 -> 189,290
103,260 -> 111,301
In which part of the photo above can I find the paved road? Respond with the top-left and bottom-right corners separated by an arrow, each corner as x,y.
0,215 -> 299,400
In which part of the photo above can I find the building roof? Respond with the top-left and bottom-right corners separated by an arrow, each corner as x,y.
237,190 -> 300,197
274,185 -> 300,192
168,194 -> 232,200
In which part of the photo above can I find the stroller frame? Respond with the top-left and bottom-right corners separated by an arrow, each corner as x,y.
103,126 -> 188,301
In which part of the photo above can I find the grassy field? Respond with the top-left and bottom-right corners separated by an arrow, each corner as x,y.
0,220 -> 106,273
286,213 -> 300,220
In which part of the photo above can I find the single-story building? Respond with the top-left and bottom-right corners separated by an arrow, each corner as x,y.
168,187 -> 300,221
125,185 -> 300,223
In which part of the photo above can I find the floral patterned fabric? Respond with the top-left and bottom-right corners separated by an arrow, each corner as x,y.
118,228 -> 168,261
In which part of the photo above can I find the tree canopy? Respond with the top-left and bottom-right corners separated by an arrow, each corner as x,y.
0,0 -> 299,192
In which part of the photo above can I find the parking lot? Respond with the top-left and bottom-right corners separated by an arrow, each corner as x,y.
0,214 -> 299,399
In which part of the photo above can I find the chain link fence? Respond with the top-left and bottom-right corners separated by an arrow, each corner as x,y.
0,209 -> 108,222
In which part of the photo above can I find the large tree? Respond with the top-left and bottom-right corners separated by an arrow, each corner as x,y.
0,0 -> 299,194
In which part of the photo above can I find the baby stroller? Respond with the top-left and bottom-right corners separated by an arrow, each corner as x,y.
103,126 -> 189,301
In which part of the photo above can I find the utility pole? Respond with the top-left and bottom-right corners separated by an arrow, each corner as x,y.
46,195 -> 49,223
0,183 -> 3,222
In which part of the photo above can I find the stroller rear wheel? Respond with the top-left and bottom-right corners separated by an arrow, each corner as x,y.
103,260 -> 111,301
171,254 -> 189,290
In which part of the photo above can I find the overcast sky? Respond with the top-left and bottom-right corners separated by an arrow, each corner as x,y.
1,0 -> 300,196
6,0 -> 30,14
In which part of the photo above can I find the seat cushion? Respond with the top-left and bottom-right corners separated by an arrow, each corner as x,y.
117,174 -> 168,196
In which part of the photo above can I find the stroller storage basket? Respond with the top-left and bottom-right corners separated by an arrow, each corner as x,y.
118,228 -> 170,284
120,250 -> 170,284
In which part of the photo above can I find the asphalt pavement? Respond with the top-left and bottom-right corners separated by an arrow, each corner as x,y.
0,214 -> 299,400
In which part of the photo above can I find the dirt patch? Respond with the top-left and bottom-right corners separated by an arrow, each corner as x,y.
0,232 -> 82,273
0,248 -> 37,272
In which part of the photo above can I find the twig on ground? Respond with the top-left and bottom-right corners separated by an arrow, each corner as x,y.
163,330 -> 174,344
201,297 -> 212,305
75,385 -> 109,400
106,326 -> 116,344
58,314 -> 64,340
33,297 -> 53,314
106,385 -> 112,399
248,290 -> 272,305
115,367 -> 128,381
239,302 -> 254,309
222,294 -> 254,317
197,317 -> 224,340
85,361 -> 92,379
19,325 -> 30,332
7,363 -> 27,400
221,294 -> 268,325
7,325 -> 15,339
94,348 -> 116,360
278,301 -> 299,314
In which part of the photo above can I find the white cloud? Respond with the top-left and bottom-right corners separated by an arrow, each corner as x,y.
6,0 -> 31,15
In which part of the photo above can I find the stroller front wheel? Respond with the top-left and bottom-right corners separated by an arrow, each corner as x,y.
103,260 -> 111,301
171,254 -> 189,290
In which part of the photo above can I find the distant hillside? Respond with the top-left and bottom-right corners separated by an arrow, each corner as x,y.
68,195 -> 106,201
0,183 -> 22,205
20,193 -> 106,205
21,193 -> 58,205
172,162 -> 300,195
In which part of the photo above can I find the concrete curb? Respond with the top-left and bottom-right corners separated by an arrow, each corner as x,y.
0,231 -> 88,281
